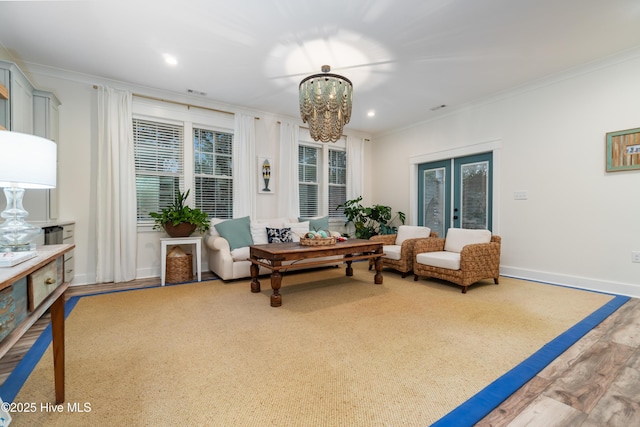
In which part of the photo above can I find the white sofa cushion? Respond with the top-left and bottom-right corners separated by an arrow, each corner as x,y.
416,251 -> 461,270
382,245 -> 402,260
254,217 -> 290,228
443,228 -> 491,253
285,221 -> 310,243
250,221 -> 269,245
395,225 -> 432,245
251,218 -> 302,245
231,246 -> 250,261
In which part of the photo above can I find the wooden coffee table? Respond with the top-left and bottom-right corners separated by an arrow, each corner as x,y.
249,239 -> 384,307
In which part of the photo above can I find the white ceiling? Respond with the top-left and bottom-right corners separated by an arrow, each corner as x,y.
1,0 -> 640,135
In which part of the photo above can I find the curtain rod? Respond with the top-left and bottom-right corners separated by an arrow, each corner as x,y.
277,121 -> 368,141
93,85 -> 259,119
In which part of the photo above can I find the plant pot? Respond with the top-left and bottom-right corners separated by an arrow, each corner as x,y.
164,222 -> 197,238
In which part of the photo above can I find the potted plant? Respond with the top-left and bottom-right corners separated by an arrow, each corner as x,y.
337,196 -> 406,239
149,189 -> 210,237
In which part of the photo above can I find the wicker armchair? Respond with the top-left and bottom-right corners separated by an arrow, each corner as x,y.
413,228 -> 501,293
368,226 -> 437,278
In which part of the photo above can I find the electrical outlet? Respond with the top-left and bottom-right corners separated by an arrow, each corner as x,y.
632,251 -> 640,263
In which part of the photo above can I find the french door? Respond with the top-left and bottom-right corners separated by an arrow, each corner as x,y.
417,152 -> 493,237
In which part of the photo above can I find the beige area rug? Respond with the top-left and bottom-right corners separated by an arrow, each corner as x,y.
12,263 -> 613,426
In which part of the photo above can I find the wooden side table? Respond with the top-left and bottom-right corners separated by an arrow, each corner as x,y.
160,237 -> 202,286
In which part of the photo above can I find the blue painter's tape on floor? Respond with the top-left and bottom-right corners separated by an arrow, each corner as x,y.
431,294 -> 630,427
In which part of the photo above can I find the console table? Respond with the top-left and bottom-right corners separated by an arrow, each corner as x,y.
0,244 -> 74,404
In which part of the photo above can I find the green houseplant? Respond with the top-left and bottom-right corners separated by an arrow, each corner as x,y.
337,196 -> 406,239
149,189 -> 210,237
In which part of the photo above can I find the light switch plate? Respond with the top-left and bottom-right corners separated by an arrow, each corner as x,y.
514,191 -> 528,200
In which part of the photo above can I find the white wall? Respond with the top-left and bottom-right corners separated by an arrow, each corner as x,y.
0,54 -> 372,284
371,49 -> 640,297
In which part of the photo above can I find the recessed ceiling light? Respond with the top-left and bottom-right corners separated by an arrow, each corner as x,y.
367,110 -> 376,117
163,54 -> 178,66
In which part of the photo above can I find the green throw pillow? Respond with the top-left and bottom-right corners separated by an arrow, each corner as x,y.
298,216 -> 329,231
214,216 -> 253,250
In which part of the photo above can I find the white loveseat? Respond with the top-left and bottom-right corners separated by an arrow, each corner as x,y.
204,216 -> 341,280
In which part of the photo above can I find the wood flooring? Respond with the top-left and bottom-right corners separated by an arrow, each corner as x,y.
1,275 -> 638,426
478,297 -> 640,427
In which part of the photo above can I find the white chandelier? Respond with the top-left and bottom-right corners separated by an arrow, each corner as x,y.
299,65 -> 353,143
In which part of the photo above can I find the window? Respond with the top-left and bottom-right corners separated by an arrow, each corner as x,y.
298,143 -> 347,219
133,118 -> 184,222
193,127 -> 233,219
298,145 -> 319,217
328,149 -> 346,218
133,111 -> 234,224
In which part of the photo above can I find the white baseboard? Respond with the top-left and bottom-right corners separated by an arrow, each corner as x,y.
70,262 -> 210,287
500,265 -> 640,298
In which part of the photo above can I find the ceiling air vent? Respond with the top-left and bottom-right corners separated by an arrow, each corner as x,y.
187,89 -> 207,96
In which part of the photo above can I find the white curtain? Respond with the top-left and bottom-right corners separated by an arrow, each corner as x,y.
233,114 -> 256,218
96,86 -> 137,283
277,121 -> 299,218
346,136 -> 364,200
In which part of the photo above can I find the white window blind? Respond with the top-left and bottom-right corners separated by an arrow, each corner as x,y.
193,127 -> 233,219
133,118 -> 183,222
328,149 -> 346,218
298,145 -> 319,217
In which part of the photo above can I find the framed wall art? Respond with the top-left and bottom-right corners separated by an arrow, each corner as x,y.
258,157 -> 274,194
606,127 -> 640,172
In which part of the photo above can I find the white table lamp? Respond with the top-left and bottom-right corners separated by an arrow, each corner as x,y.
0,131 -> 57,252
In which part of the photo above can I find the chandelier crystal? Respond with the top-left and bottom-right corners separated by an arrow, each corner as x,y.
299,65 -> 353,143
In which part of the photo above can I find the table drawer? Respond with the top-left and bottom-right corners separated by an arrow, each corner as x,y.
64,255 -> 74,283
28,258 -> 63,311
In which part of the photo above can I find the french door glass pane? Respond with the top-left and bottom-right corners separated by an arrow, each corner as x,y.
460,161 -> 488,229
422,167 -> 446,238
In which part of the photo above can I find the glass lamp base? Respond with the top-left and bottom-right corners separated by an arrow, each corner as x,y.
0,241 -> 36,252
0,187 -> 42,252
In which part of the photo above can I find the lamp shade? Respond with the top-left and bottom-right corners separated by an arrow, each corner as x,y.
0,131 -> 57,189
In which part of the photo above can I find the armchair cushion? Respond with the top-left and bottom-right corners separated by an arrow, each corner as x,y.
444,228 -> 491,253
382,245 -> 402,260
416,251 -> 460,270
396,225 -> 432,245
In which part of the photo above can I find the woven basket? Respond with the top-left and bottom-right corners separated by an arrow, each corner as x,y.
166,253 -> 193,283
300,236 -> 336,246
